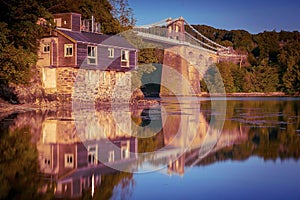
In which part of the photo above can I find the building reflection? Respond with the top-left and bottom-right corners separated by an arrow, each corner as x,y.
37,110 -> 137,198
36,101 -> 250,197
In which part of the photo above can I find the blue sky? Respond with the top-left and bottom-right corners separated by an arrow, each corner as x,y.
129,0 -> 300,33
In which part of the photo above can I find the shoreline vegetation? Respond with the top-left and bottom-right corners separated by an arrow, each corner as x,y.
0,92 -> 298,115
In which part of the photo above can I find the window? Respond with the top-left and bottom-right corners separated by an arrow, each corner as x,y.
108,151 -> 114,162
121,50 -> 129,67
64,44 -> 73,57
54,18 -> 62,27
43,43 -> 50,53
121,50 -> 129,61
88,46 -> 97,65
64,154 -> 74,168
88,145 -> 98,165
108,48 -> 114,58
44,159 -> 51,166
121,141 -> 130,159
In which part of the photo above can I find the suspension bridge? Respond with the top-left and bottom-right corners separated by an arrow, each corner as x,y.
133,16 -> 246,62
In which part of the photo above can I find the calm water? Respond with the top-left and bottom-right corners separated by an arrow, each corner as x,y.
1,97 -> 300,200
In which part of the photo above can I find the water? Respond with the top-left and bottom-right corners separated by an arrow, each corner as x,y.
0,97 -> 300,199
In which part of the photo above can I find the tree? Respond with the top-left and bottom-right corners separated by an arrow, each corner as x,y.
283,65 -> 300,94
0,0 -> 47,84
278,41 -> 300,94
109,0 -> 136,28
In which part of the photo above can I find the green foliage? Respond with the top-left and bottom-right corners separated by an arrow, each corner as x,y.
0,24 -> 36,84
0,0 -> 47,84
283,65 -> 300,94
217,62 -> 235,93
190,25 -> 300,94
253,31 -> 280,63
243,66 -> 279,92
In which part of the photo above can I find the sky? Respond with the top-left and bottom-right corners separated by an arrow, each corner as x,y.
129,0 -> 300,33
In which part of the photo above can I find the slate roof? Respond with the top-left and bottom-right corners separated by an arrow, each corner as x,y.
58,29 -> 137,50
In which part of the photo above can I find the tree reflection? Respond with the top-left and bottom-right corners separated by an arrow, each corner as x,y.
0,125 -> 53,199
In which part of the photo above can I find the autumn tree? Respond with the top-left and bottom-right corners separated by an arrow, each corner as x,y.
109,0 -> 136,28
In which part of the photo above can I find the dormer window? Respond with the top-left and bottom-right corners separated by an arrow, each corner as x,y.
64,44 -> 73,57
88,46 -> 97,65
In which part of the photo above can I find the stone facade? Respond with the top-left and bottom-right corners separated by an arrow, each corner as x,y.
39,66 -> 133,103
73,69 -> 132,103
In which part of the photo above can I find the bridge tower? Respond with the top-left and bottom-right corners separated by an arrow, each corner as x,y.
160,46 -> 203,97
166,17 -> 185,41
160,17 -> 203,97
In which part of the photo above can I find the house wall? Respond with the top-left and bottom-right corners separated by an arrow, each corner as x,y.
57,34 -> 76,67
77,45 -> 136,71
53,13 -> 81,31
53,13 -> 72,30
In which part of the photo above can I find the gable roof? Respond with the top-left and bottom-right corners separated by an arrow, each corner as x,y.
58,29 -> 137,50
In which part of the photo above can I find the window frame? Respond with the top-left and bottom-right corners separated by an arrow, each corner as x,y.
64,44 -> 73,57
108,151 -> 115,162
108,48 -> 114,58
64,154 -> 74,168
120,141 -> 130,159
121,50 -> 129,62
43,43 -> 50,53
87,45 -> 97,65
121,49 -> 130,67
88,145 -> 98,165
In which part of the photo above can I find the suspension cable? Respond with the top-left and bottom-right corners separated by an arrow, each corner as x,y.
185,32 -> 218,51
185,21 -> 228,50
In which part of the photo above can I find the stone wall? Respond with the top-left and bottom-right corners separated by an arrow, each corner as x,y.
42,67 -> 133,104
56,67 -> 78,94
72,69 -> 132,103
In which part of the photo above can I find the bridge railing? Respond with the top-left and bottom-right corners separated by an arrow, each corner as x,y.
133,27 -> 218,53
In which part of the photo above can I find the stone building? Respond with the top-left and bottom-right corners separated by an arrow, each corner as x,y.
37,13 -> 138,103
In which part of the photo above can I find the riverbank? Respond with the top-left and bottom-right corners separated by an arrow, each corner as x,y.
201,92 -> 289,97
0,98 -> 159,115
1,92 -> 298,115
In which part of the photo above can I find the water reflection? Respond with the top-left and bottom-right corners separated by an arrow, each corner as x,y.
0,97 -> 300,199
